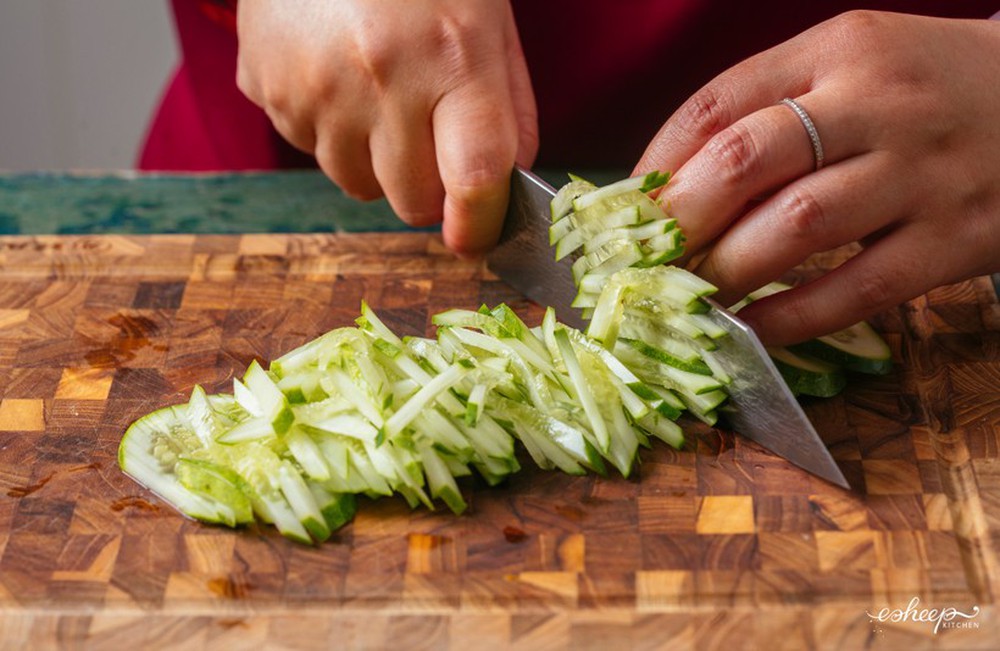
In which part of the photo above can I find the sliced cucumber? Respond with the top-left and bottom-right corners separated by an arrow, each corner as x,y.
790,321 -> 893,375
768,347 -> 847,398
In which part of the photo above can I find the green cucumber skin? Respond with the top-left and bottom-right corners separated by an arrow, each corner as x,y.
773,358 -> 847,398
788,339 -> 893,376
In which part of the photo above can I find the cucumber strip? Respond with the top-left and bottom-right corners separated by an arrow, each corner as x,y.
572,242 -> 643,285
465,383 -> 487,425
604,401 -> 639,477
308,483 -> 357,532
637,411 -> 684,448
308,413 -> 380,444
383,363 -> 467,438
685,313 -> 728,340
243,360 -> 295,435
459,413 -> 515,460
571,171 -> 668,212
233,378 -> 262,417
550,178 -> 597,222
277,372 -> 326,404
258,491 -> 313,544
582,217 -> 673,256
551,203 -> 644,245
278,461 -> 330,543
612,342 -> 723,395
618,337 -> 713,376
186,385 -> 219,446
412,410 -> 474,457
417,442 -> 467,515
285,426 -> 331,481
570,288 -> 600,309
174,457 -> 255,526
321,369 -> 384,428
343,443 -> 393,496
446,327 -> 553,374
554,205 -> 642,260
314,435 -> 350,483
357,300 -> 405,347
216,416 -> 274,444
553,328 -> 610,452
492,398 -> 588,475
618,315 -> 704,364
676,388 -> 727,424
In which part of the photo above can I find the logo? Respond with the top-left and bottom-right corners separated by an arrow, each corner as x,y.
867,597 -> 981,634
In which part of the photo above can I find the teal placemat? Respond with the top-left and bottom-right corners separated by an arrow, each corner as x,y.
0,171 -> 402,235
0,169 -> 626,235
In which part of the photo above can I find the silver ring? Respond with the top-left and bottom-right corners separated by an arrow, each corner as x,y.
780,97 -> 825,171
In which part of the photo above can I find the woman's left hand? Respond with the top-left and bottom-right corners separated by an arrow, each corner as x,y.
635,10 -> 1000,346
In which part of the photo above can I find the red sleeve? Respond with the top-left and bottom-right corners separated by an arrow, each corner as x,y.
197,0 -> 238,33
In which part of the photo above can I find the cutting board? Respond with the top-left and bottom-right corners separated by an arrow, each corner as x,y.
0,233 -> 997,650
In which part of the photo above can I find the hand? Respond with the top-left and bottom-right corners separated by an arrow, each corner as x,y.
635,11 -> 1000,345
236,0 -> 538,255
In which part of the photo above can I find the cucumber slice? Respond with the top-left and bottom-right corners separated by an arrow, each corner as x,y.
118,405 -> 233,524
768,347 -> 847,398
790,321 -> 893,375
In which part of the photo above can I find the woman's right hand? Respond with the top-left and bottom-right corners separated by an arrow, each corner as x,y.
236,0 -> 538,255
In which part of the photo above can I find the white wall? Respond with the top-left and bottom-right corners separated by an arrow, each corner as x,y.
0,1 -> 179,170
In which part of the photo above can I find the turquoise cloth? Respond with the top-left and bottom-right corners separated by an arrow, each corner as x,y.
0,169 -> 624,235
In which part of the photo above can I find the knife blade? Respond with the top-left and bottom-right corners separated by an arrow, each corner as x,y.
487,166 -> 849,489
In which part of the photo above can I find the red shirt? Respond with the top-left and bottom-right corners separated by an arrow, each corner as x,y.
139,1 -> 999,171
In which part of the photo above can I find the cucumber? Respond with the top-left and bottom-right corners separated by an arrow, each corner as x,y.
733,281 -> 893,376
789,321 -> 893,375
768,347 -> 847,398
119,405 -> 235,525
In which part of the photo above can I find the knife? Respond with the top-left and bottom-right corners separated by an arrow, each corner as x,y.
487,166 -> 850,489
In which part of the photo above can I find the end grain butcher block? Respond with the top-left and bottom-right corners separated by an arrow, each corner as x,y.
0,233 -> 998,650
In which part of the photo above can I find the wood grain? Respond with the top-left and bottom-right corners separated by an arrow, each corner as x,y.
0,233 -> 997,650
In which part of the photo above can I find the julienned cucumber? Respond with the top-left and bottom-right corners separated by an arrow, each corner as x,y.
120,298 -> 696,544
550,173 -> 893,407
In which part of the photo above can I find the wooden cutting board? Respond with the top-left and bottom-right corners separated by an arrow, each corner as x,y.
0,233 -> 997,650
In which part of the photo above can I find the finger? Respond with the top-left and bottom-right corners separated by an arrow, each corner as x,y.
314,123 -> 382,201
503,7 -> 539,167
694,151 -> 903,305
634,41 -> 814,178
433,82 -> 519,256
664,90 -> 875,258
369,104 -> 446,228
737,222 -> 944,346
266,110 -> 318,155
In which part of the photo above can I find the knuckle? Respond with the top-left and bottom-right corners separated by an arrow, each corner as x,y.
780,189 -> 827,241
855,269 -> 895,313
679,85 -> 734,141
823,10 -> 885,48
351,22 -> 398,88
447,153 -> 512,204
434,14 -> 487,76
315,149 -> 382,202
707,122 -> 762,189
